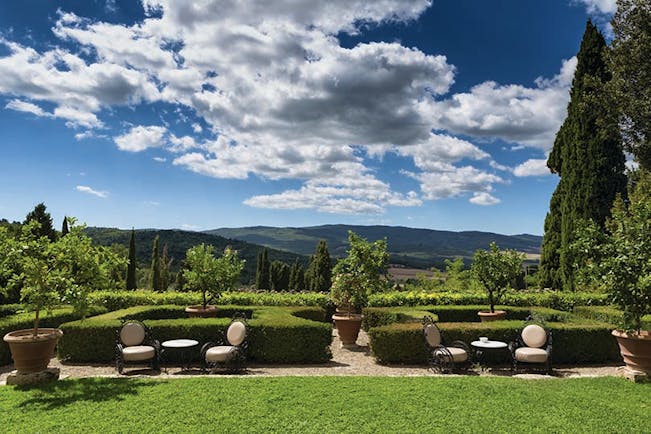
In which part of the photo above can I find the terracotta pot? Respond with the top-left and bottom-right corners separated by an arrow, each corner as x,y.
612,330 -> 651,375
332,314 -> 364,347
478,310 -> 507,322
3,328 -> 63,373
185,305 -> 219,318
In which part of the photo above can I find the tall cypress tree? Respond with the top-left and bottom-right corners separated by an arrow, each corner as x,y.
539,21 -> 627,290
255,248 -> 270,290
289,259 -> 305,291
150,235 -> 162,292
61,216 -> 69,236
126,228 -> 137,290
160,244 -> 172,292
307,240 -> 332,292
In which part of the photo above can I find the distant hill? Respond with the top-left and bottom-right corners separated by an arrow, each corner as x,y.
206,225 -> 542,270
84,227 -> 308,284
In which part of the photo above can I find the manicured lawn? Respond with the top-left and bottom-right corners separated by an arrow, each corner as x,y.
1,376 -> 648,433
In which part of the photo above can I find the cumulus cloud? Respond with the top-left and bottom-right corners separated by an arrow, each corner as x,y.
574,0 -> 616,14
75,185 -> 108,198
114,125 -> 167,152
5,99 -> 48,117
513,158 -> 551,177
469,192 -> 501,206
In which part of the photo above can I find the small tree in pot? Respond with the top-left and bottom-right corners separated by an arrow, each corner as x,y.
183,244 -> 244,317
572,171 -> 651,375
331,231 -> 389,346
471,242 -> 523,321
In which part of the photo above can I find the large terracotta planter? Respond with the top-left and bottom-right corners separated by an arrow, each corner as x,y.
478,310 -> 507,322
3,328 -> 63,373
185,305 -> 219,318
332,314 -> 364,347
612,330 -> 651,375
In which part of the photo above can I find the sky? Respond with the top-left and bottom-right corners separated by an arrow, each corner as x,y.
0,0 -> 618,235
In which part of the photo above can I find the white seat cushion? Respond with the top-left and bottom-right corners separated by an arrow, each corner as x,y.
227,322 -> 247,346
515,347 -> 548,363
122,345 -> 156,361
521,324 -> 547,348
433,346 -> 468,363
205,345 -> 237,363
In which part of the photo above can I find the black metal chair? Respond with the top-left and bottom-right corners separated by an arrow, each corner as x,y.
509,322 -> 552,374
115,320 -> 161,374
201,315 -> 248,373
422,316 -> 471,373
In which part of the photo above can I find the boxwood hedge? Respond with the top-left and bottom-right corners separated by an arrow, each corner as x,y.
57,305 -> 332,364
573,306 -> 651,330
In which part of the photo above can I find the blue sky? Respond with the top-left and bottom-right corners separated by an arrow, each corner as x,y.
0,0 -> 617,235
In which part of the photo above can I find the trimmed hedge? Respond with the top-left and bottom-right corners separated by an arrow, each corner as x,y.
368,320 -> 621,365
0,306 -> 108,365
0,304 -> 23,318
88,290 -> 330,311
368,291 -> 609,311
573,306 -> 651,330
57,305 -> 332,364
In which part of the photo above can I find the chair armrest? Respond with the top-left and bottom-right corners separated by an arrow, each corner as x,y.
115,343 -> 124,356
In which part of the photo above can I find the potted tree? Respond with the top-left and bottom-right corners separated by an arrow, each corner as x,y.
2,220 -> 124,374
183,244 -> 244,317
471,242 -> 524,322
331,231 -> 389,347
573,172 -> 651,375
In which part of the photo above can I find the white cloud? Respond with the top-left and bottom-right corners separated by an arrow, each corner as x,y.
574,0 -> 616,14
407,164 -> 504,201
144,200 -> 160,206
513,158 -> 551,177
181,223 -> 200,231
114,125 -> 167,152
153,156 -> 167,163
191,123 -> 202,133
469,192 -> 501,206
75,185 -> 108,198
5,99 -> 48,117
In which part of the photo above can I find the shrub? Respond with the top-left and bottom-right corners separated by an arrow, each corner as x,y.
57,305 -> 332,364
361,307 -> 432,330
573,306 -> 651,330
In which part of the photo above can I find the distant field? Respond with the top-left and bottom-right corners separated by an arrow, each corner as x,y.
388,266 -> 435,281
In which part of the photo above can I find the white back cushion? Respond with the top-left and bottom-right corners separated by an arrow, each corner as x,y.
227,321 -> 246,346
521,324 -> 547,348
424,324 -> 441,347
120,322 -> 145,346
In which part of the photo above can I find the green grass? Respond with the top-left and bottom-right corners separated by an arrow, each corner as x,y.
1,377 -> 648,433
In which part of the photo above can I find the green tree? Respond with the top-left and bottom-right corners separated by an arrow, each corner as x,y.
471,242 -> 524,313
160,244 -> 172,292
61,216 -> 69,236
255,248 -> 270,290
539,21 -> 627,290
150,235 -> 162,292
289,259 -> 305,291
269,260 -> 290,291
23,202 -> 56,242
306,240 -> 332,292
126,228 -> 137,290
609,0 -> 651,170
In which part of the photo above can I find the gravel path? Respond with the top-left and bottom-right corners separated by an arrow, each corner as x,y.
1,328 -> 624,383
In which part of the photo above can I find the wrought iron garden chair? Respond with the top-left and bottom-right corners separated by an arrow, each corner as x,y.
509,321 -> 552,374
422,315 -> 471,373
115,320 -> 161,374
201,315 -> 248,373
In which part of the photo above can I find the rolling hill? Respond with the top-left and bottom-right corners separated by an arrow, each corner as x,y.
206,225 -> 542,269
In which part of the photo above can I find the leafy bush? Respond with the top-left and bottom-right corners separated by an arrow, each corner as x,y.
57,305 -> 332,364
573,306 -> 651,330
361,307 -> 432,330
471,242 -> 524,313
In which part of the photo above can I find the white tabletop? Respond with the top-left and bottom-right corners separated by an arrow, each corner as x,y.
471,340 -> 507,349
162,339 -> 199,348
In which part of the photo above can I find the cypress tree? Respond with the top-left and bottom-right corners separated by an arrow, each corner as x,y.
307,240 -> 332,292
289,259 -> 305,291
61,216 -> 69,236
160,244 -> 172,292
126,228 -> 137,290
150,235 -> 162,292
269,261 -> 290,291
539,21 -> 627,290
23,202 -> 57,241
255,248 -> 270,290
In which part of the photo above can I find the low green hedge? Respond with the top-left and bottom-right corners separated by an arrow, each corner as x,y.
88,290 -> 331,311
368,320 -> 621,365
0,306 -> 108,365
0,304 -> 23,318
368,291 -> 609,311
58,305 -> 332,364
573,306 -> 651,330
361,307 -> 433,330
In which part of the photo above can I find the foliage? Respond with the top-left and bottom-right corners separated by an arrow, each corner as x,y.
126,229 -> 137,290
149,235 -> 162,292
61,216 -> 69,236
572,171 -> 651,332
269,260 -> 290,291
182,244 -> 245,309
306,240 -> 332,292
609,0 -> 651,170
1,219 -> 125,335
330,231 -> 389,313
23,202 -> 57,242
471,242 -> 524,313
288,259 -> 306,291
159,244 -> 172,292
255,248 -> 271,290
540,21 -> 627,290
